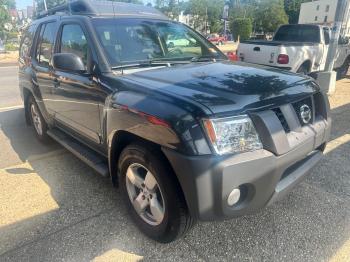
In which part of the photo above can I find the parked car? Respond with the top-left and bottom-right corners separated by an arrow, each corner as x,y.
237,24 -> 350,79
19,0 -> 331,243
207,33 -> 228,45
166,34 -> 190,47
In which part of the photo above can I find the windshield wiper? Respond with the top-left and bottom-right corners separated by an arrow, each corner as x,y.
111,59 -> 190,70
191,55 -> 218,62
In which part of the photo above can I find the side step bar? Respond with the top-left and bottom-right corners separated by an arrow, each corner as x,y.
47,128 -> 109,177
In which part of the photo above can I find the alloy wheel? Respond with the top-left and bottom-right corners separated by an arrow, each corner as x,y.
125,163 -> 165,226
30,103 -> 43,136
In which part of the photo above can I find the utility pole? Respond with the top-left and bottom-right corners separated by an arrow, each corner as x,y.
324,0 -> 348,72
43,0 -> 48,11
317,0 -> 348,94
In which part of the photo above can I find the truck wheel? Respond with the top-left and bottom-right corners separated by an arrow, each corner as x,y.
28,95 -> 50,142
297,65 -> 309,75
336,59 -> 349,80
118,144 -> 194,243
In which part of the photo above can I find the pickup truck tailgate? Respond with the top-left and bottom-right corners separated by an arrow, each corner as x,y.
238,41 -> 281,66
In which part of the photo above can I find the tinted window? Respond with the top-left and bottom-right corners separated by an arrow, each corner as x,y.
92,18 -> 225,66
274,25 -> 320,43
36,22 -> 56,67
60,24 -> 88,66
19,24 -> 36,62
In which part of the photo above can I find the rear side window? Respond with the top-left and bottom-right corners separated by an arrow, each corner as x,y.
274,25 -> 321,43
20,25 -> 36,60
36,22 -> 56,67
60,24 -> 88,66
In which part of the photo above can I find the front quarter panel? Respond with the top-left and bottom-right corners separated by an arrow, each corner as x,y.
106,87 -> 211,156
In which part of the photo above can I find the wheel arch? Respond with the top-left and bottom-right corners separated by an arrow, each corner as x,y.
299,60 -> 312,73
108,130 -> 189,210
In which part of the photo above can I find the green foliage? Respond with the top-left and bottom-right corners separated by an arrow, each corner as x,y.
284,0 -> 308,24
0,4 -> 10,36
0,0 -> 16,9
5,42 -> 18,51
231,18 -> 252,41
254,0 -> 288,32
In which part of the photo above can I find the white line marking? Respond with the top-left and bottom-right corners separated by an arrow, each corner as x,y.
0,105 -> 23,112
0,66 -> 18,69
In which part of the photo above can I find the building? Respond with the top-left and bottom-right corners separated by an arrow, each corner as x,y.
299,0 -> 350,36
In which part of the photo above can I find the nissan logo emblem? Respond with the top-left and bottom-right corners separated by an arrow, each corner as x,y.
300,104 -> 312,124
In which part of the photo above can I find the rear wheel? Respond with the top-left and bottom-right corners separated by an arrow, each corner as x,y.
118,144 -> 194,243
336,59 -> 350,80
28,95 -> 50,142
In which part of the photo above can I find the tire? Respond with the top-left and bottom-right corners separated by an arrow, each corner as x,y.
297,64 -> 309,75
118,144 -> 194,243
28,95 -> 50,142
336,59 -> 349,80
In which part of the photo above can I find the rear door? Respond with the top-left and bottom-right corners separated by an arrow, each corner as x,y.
32,21 -> 58,115
49,21 -> 104,144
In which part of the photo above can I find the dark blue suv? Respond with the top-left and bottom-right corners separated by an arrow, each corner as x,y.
19,0 -> 331,242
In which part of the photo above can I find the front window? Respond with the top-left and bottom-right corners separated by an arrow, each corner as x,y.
60,24 -> 89,67
92,18 -> 225,67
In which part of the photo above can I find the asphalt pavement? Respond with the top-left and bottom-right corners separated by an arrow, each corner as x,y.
0,66 -> 349,262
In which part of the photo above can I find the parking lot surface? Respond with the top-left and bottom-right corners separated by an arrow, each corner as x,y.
0,66 -> 349,262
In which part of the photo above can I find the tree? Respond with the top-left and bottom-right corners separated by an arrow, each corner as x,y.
284,0 -> 308,24
231,18 -> 252,40
1,0 -> 15,9
0,0 -> 13,39
254,0 -> 288,32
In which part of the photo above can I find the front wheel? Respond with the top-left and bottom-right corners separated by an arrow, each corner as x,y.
118,144 -> 194,243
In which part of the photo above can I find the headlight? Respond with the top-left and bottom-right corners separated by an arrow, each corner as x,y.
203,115 -> 263,155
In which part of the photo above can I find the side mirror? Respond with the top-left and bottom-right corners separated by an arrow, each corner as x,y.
52,53 -> 86,74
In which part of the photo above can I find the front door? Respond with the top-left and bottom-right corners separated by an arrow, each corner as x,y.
50,23 -> 104,144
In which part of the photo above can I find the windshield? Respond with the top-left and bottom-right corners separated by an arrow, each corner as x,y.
273,25 -> 320,43
92,18 -> 226,66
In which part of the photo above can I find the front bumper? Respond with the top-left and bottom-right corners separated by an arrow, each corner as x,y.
162,100 -> 331,221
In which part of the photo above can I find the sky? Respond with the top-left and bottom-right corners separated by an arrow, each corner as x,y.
16,0 -> 33,9
16,0 -> 155,10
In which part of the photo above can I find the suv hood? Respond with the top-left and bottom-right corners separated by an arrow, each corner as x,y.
122,61 -> 319,115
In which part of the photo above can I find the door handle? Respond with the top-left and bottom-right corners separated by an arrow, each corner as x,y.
53,78 -> 60,88
253,47 -> 260,51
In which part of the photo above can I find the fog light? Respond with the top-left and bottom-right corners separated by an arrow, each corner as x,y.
227,188 -> 241,206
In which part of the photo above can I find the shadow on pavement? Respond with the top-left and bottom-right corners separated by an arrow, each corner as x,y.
0,102 -> 349,261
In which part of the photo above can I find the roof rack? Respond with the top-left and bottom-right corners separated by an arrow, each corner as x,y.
36,0 -> 169,20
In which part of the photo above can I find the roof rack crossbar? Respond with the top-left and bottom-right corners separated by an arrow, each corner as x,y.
35,0 -> 168,20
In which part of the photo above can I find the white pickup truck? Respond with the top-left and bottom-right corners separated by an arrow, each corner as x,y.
237,24 -> 350,79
